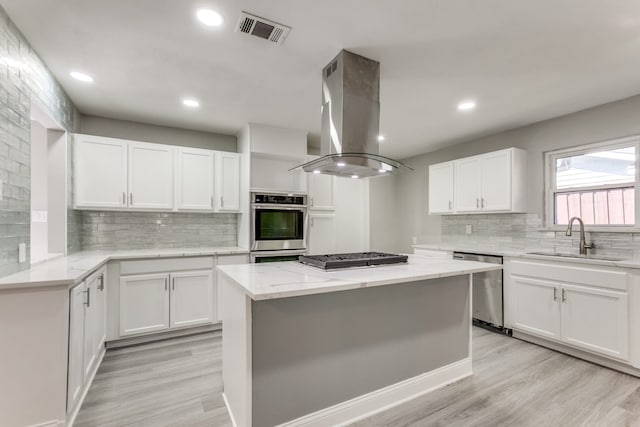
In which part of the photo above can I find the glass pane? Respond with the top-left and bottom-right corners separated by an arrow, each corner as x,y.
556,146 -> 635,190
255,210 -> 303,240
555,187 -> 634,225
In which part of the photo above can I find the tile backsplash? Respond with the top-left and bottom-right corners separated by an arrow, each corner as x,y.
0,5 -> 77,277
80,211 -> 237,251
440,213 -> 640,258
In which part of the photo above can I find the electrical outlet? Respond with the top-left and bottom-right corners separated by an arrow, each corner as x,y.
411,236 -> 417,245
18,243 -> 26,263
465,225 -> 472,235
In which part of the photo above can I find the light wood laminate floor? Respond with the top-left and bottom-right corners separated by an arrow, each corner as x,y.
76,328 -> 640,426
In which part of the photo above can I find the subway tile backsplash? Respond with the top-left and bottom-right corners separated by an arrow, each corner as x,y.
80,211 -> 238,251
440,213 -> 640,258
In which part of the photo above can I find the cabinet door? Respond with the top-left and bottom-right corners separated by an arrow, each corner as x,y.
94,270 -> 107,353
128,142 -> 174,210
428,162 -> 454,214
454,157 -> 481,212
561,284 -> 629,360
176,148 -> 215,210
308,173 -> 335,211
67,282 -> 86,410
511,276 -> 561,340
481,150 -> 512,211
119,273 -> 170,336
216,152 -> 240,211
216,254 -> 250,322
308,214 -> 335,255
83,275 -> 98,378
75,135 -> 127,209
170,270 -> 214,328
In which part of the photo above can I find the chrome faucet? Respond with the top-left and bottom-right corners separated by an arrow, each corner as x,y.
566,217 -> 594,255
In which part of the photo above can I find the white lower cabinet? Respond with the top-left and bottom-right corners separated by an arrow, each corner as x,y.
67,267 -> 107,414
511,276 -> 561,340
170,270 -> 215,328
508,259 -> 631,362
561,284 -> 629,360
67,282 -> 86,411
119,273 -> 170,336
119,270 -> 214,337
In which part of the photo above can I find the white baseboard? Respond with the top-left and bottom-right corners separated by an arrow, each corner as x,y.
28,420 -> 64,427
222,392 -> 239,427
276,357 -> 473,427
513,330 -> 640,378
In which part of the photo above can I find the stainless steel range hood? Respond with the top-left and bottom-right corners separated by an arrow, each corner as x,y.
294,50 -> 412,178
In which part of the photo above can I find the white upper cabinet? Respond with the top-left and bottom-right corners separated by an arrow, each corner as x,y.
74,134 -> 242,212
176,147 -> 215,211
75,135 -> 127,209
128,142 -> 174,210
216,152 -> 241,212
428,162 -> 454,214
431,147 -> 526,215
308,171 -> 336,211
480,149 -> 513,211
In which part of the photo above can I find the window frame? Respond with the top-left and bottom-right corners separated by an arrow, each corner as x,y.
544,135 -> 640,232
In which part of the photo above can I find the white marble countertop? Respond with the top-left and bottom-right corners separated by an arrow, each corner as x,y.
0,246 -> 249,291
217,254 -> 502,300
412,243 -> 640,269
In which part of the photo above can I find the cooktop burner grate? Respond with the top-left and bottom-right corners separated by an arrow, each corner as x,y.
299,252 -> 408,270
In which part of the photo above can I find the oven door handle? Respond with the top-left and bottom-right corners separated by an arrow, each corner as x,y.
252,205 -> 307,210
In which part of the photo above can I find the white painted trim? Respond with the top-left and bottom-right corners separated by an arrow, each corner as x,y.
276,357 -> 473,427
28,420 -> 64,427
222,392 -> 238,427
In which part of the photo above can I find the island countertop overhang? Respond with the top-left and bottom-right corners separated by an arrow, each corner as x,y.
216,254 -> 502,300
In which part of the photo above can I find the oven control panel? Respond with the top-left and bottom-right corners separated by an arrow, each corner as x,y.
253,193 -> 306,205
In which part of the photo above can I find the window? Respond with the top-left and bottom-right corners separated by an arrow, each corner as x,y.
546,137 -> 639,228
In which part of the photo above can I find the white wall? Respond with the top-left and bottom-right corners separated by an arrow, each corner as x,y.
79,114 -> 237,152
370,94 -> 640,252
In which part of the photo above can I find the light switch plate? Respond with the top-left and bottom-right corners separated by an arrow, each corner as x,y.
18,243 -> 26,263
465,225 -> 472,235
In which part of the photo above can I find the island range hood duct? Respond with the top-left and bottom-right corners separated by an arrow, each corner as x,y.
294,50 -> 412,178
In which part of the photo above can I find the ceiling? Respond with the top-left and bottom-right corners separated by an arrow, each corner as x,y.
4,0 -> 640,159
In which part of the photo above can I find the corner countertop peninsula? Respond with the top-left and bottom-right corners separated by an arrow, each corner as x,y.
217,255 -> 501,427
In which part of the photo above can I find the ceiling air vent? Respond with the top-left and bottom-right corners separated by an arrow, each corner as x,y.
236,12 -> 291,45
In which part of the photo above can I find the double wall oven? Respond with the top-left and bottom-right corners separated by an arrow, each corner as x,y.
250,192 -> 307,263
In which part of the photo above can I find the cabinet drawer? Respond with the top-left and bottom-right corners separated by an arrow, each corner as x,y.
511,260 -> 629,291
120,257 -> 214,275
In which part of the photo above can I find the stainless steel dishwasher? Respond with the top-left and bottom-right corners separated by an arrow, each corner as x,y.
453,252 -> 505,332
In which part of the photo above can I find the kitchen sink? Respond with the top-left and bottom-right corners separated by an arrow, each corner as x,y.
525,251 -> 627,262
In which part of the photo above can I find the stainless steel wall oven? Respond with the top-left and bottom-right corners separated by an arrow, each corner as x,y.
251,193 -> 307,252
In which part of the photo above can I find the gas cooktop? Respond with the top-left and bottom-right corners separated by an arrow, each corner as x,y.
298,252 -> 408,270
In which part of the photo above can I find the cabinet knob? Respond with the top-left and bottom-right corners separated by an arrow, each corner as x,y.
553,287 -> 557,302
561,288 -> 567,303
481,198 -> 485,208
211,196 -> 214,208
129,192 -> 133,205
84,288 -> 91,307
476,198 -> 479,208
448,201 -> 452,210
122,192 -> 126,205
310,197 -> 314,207
221,196 -> 224,208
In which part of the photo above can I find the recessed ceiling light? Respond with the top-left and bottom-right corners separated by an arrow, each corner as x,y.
197,9 -> 223,27
457,100 -> 476,111
313,170 -> 321,174
182,98 -> 200,108
378,169 -> 386,173
351,175 -> 359,179
70,71 -> 94,83
377,135 -> 385,142
336,162 -> 346,167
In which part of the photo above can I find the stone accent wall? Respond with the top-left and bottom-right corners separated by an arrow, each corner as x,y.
0,5 -> 78,277
441,213 -> 640,258
80,211 -> 237,251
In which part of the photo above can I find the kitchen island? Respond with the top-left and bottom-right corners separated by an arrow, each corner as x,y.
217,255 -> 501,427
